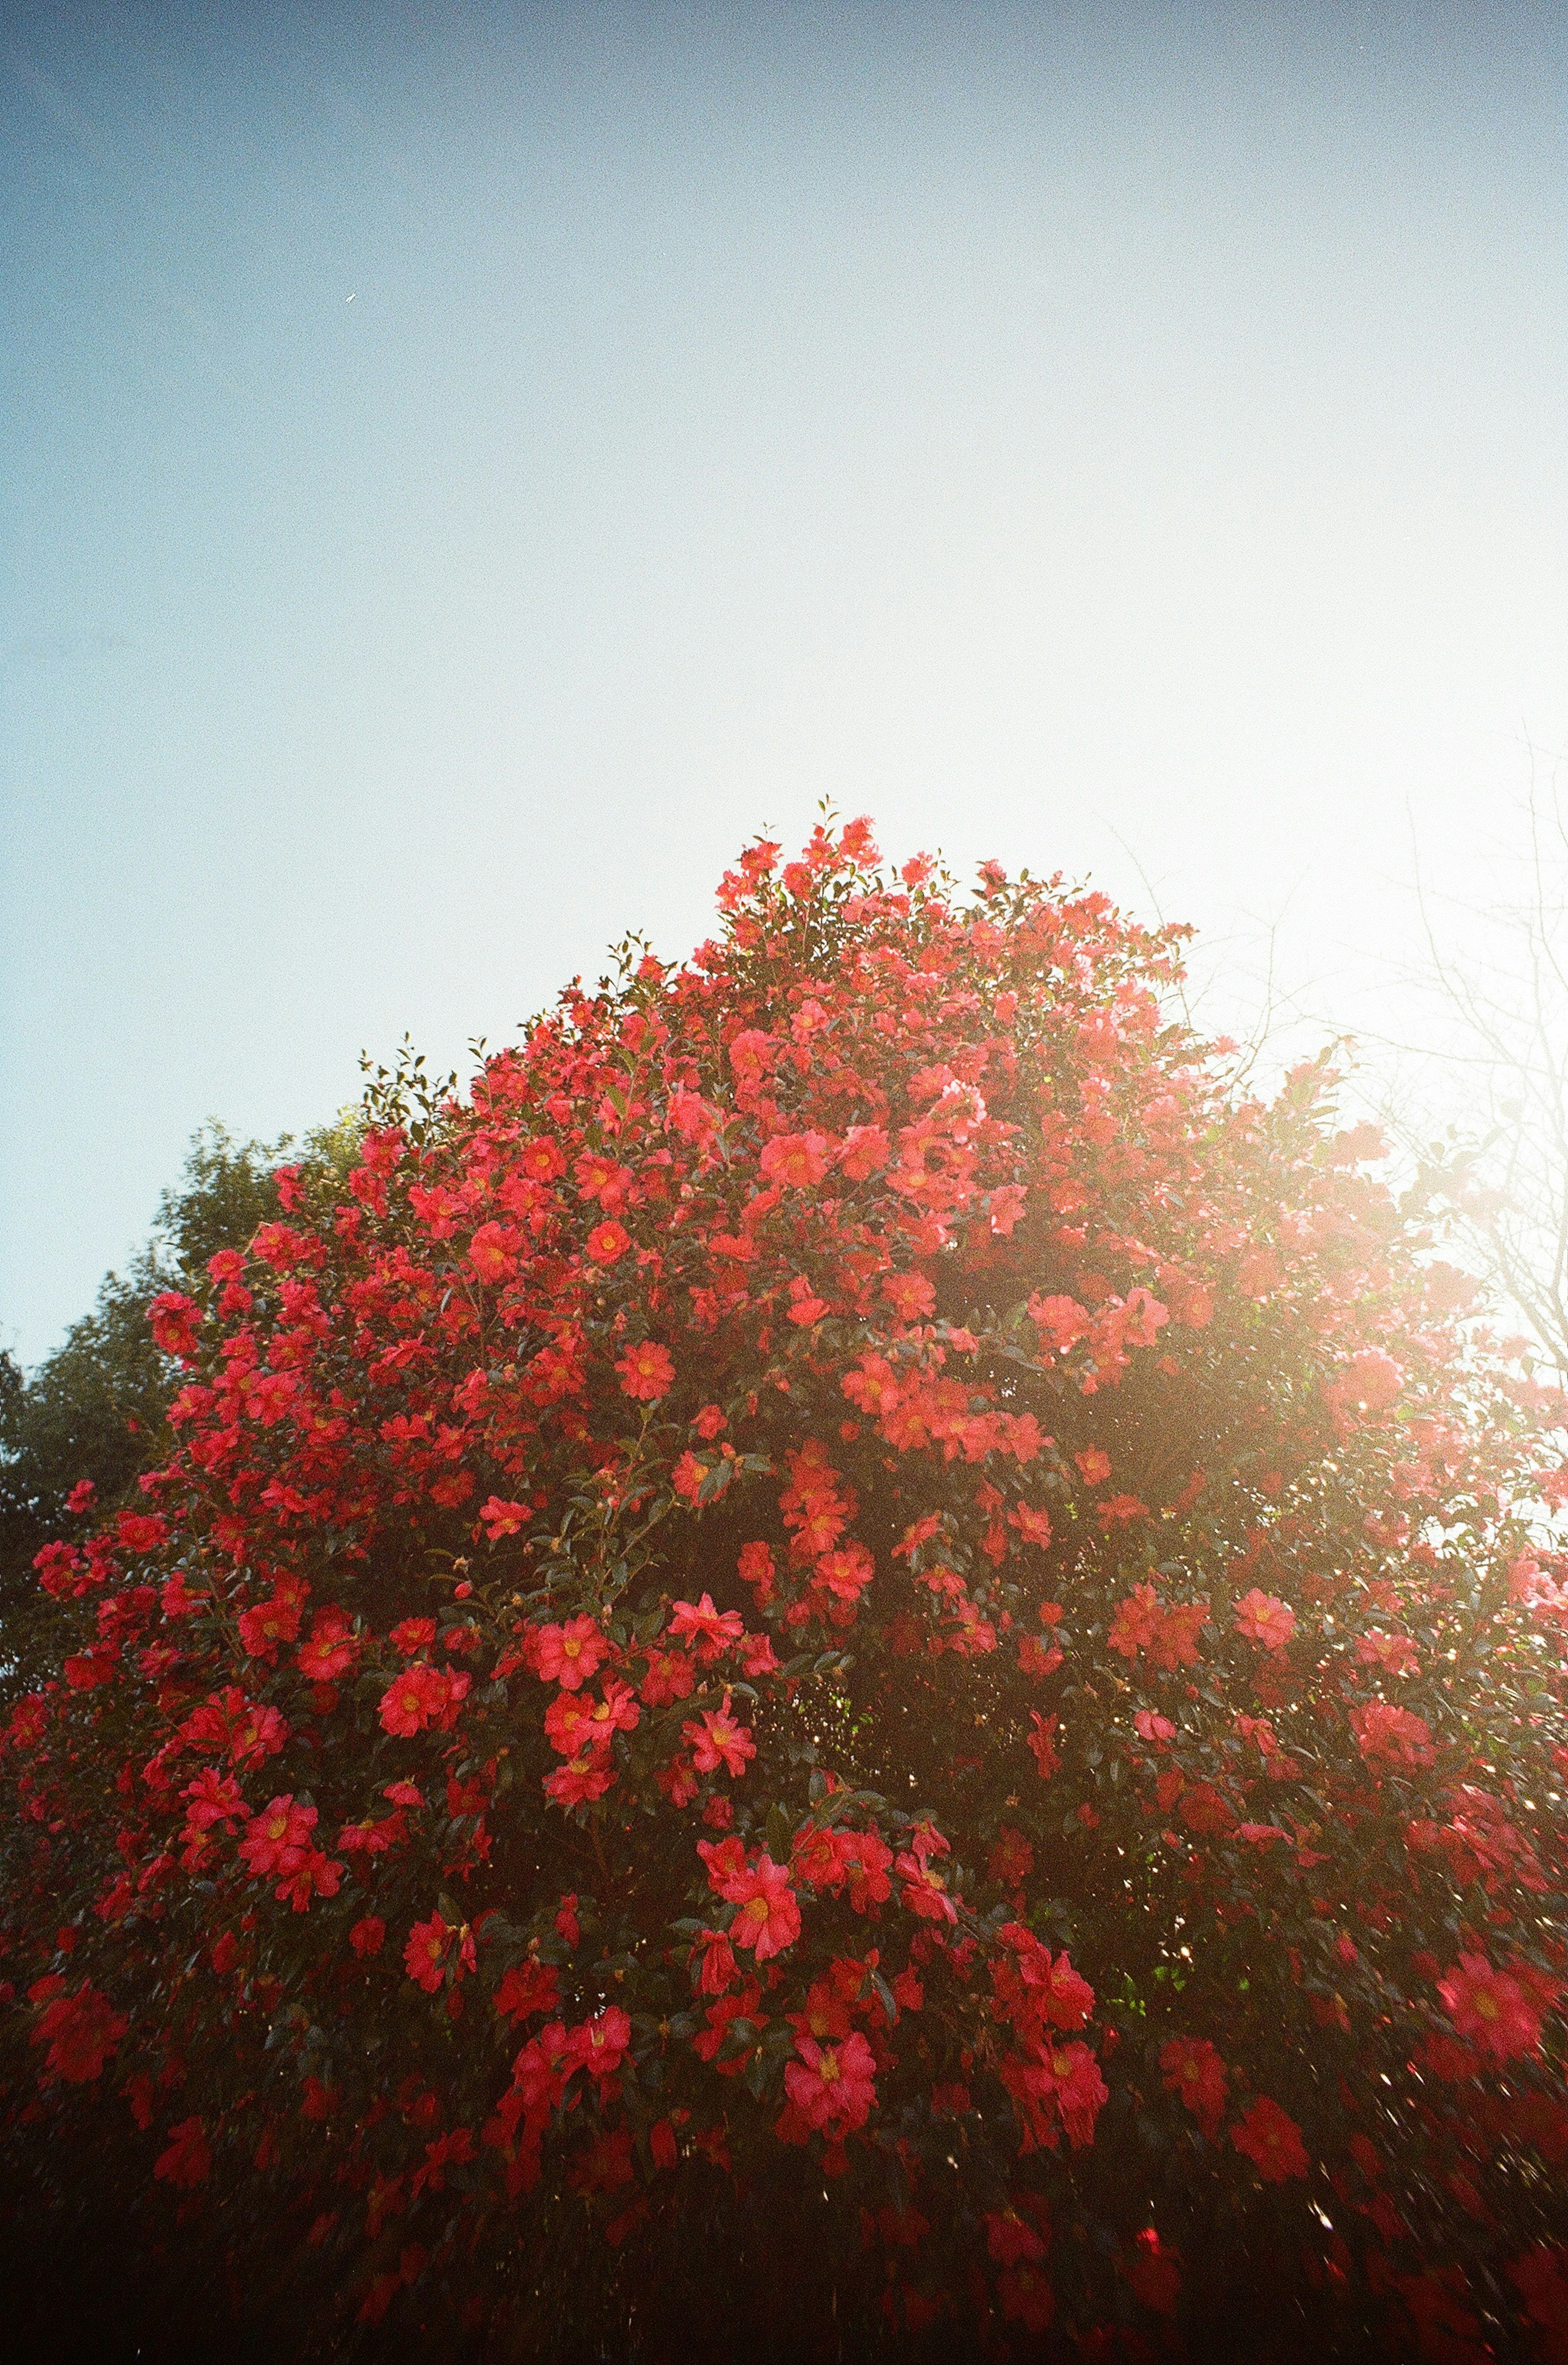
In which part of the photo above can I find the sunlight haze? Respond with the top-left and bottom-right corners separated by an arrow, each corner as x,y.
3,0 -> 1564,1361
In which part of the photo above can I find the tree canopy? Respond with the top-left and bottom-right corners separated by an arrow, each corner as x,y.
3,824 -> 1566,2363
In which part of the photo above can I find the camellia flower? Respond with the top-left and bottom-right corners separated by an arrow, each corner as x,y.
1436,1953 -> 1545,2062
379,1663 -> 454,1737
702,1846 -> 800,1961
568,2006 -> 633,2082
1356,1628 -> 1420,1678
1160,2035 -> 1228,2135
28,1978 -> 128,2085
535,1617 -> 610,1691
896,1848 -> 960,1924
759,1131 -> 832,1188
405,1913 -> 454,1994
1234,1588 -> 1295,1652
479,1495 -> 531,1539
616,1341 -> 675,1401
685,1697 -> 756,1779
1230,2096 -> 1309,2182
784,2030 -> 878,2131
668,1593 -> 744,1661
1351,1700 -> 1436,1769
148,1291 -> 203,1358
239,1795 -> 317,1879
585,1220 -> 631,1264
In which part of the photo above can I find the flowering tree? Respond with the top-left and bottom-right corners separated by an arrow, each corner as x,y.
4,822 -> 1567,2362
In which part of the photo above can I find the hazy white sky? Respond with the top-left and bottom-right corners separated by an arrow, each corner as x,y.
3,1 -> 1565,1363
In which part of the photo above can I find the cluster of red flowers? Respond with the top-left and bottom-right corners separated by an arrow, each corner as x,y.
2,819 -> 1566,2360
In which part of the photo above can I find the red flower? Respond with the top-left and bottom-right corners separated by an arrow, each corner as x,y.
1351,1700 -> 1436,1769
586,1220 -> 631,1264
297,1608 -> 361,1682
670,1451 -> 706,1502
379,1663 -> 459,1736
760,1131 -> 832,1188
784,2030 -> 877,2130
405,1913 -> 454,1993
1026,1711 -> 1060,1779
895,1850 -> 959,1924
350,1917 -> 385,1958
543,1751 -> 616,1808
148,1291 -> 202,1357
883,1270 -> 936,1322
29,1978 -> 127,2085
1437,1953 -> 1545,2061
154,2115 -> 212,2189
669,1592 -> 744,1661
494,1960 -> 559,2024
467,1221 -> 519,1284
479,1494 -> 531,1540
535,1617 -> 610,1691
239,1795 -> 317,1878
684,1697 -> 756,1779
702,1846 -> 800,1961
616,1340 -> 675,1401
1230,2096 -> 1309,2182
568,2006 -> 632,2081
1160,2035 -> 1227,2134
1234,1588 -> 1295,1652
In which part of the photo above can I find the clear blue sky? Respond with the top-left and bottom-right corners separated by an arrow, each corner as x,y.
3,1 -> 1564,1365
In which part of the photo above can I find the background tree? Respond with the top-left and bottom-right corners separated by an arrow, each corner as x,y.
1376,774 -> 1568,1381
1,1120 -> 359,1704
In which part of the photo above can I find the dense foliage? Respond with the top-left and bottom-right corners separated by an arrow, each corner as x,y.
3,822 -> 1566,2362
